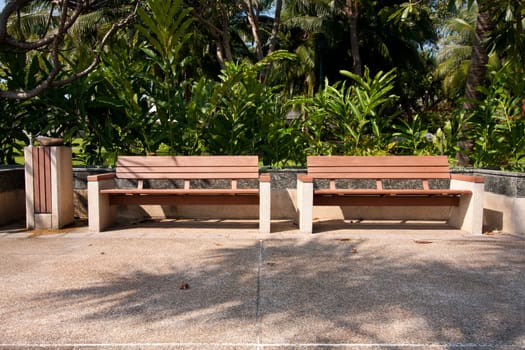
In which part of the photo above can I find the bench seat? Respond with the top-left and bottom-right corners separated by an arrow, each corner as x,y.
313,189 -> 471,196
88,155 -> 271,233
100,188 -> 260,195
297,156 -> 484,234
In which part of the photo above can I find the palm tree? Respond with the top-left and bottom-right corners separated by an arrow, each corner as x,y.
442,0 -> 522,108
343,0 -> 361,76
279,0 -> 436,103
435,3 -> 477,99
463,0 -> 494,109
489,0 -> 525,72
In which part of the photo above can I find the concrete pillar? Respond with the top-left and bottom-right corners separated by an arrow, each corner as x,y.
259,173 -> 271,234
450,175 -> 485,235
297,175 -> 314,234
24,146 -> 74,229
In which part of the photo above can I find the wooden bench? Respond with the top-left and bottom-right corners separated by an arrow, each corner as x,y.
297,155 -> 484,234
88,155 -> 271,233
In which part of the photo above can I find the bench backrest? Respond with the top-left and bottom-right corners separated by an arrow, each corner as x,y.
307,155 -> 452,180
116,156 -> 259,180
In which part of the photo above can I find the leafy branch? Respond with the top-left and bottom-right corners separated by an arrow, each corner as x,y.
0,0 -> 139,100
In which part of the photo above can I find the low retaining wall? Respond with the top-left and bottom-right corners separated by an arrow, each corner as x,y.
0,167 -> 25,226
469,169 -> 525,235
1,166 -> 524,235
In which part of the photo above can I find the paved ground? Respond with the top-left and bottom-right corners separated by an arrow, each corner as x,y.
0,219 -> 524,349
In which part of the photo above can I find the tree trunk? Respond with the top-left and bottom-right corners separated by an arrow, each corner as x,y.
458,2 -> 494,165
244,0 -> 264,61
463,2 -> 493,110
268,0 -> 282,54
344,0 -> 362,76
516,3 -> 525,67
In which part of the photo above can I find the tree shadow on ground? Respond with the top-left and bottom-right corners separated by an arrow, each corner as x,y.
27,235 -> 525,347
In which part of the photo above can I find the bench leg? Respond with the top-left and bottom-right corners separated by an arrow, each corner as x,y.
88,179 -> 117,232
297,178 -> 313,234
449,179 -> 484,234
259,180 -> 271,234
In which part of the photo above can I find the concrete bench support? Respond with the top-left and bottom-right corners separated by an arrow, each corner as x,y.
449,174 -> 485,235
87,173 -> 118,232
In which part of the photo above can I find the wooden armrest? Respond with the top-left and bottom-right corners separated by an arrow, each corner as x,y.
451,174 -> 484,183
87,173 -> 116,182
297,174 -> 313,183
259,173 -> 271,182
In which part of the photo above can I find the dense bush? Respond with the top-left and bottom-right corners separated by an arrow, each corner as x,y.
1,0 -> 523,171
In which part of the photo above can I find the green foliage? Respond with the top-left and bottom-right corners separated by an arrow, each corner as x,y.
293,67 -> 398,156
0,98 -> 25,164
433,110 -> 472,160
1,0 -> 524,172
469,64 -> 525,170
135,0 -> 194,153
203,52 -> 300,166
392,115 -> 433,155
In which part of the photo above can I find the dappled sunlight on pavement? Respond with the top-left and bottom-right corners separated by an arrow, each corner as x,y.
0,220 -> 523,349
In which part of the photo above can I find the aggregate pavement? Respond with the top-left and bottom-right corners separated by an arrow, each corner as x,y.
0,219 -> 524,349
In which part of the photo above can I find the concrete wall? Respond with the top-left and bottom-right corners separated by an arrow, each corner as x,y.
468,169 -> 525,236
0,167 -> 25,226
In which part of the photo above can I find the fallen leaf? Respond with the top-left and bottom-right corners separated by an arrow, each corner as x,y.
414,240 -> 433,244
179,282 -> 190,290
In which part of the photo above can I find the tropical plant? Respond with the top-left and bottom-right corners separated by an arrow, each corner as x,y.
435,3 -> 477,100
392,115 -> 434,155
0,97 -> 25,164
293,67 -> 398,156
80,36 -> 152,164
204,51 -> 297,165
469,63 -> 525,170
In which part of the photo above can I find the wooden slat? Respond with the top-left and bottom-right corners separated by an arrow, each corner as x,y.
32,147 -> 52,214
87,173 -> 116,182
116,172 -> 259,180
450,174 -> 485,183
101,188 -> 259,195
307,172 -> 451,179
115,156 -> 260,180
117,155 -> 258,167
313,195 -> 460,207
314,189 -> 470,196
307,155 -> 449,167
308,166 -> 451,174
259,173 -> 271,182
108,193 -> 260,206
117,166 -> 259,174
307,156 -> 452,180
33,148 -> 41,213
44,147 -> 51,213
